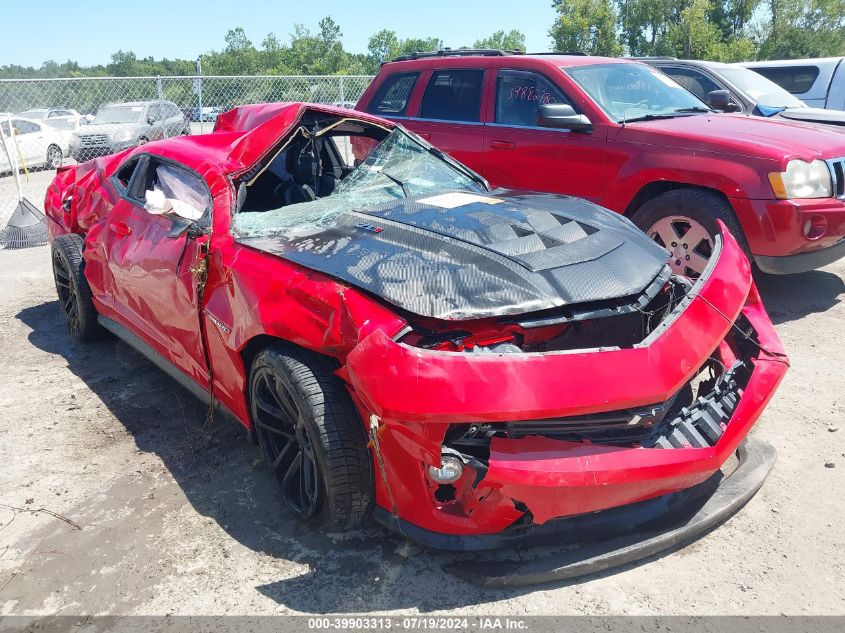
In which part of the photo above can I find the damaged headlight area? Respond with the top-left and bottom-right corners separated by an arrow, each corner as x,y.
396,265 -> 687,355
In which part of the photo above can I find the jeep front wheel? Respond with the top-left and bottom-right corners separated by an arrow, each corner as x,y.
631,189 -> 748,278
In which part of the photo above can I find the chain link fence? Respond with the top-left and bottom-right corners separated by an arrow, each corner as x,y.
0,75 -> 374,226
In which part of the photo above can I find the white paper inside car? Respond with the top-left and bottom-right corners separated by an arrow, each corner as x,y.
143,165 -> 208,221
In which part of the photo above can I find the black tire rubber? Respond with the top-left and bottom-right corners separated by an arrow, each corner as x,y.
46,144 -> 63,169
249,346 -> 373,531
51,233 -> 102,342
631,188 -> 751,259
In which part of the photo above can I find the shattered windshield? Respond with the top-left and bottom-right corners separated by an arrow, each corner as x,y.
234,129 -> 487,239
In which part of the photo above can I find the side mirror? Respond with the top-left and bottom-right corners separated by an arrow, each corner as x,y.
707,90 -> 740,113
537,104 -> 593,132
147,116 -> 156,125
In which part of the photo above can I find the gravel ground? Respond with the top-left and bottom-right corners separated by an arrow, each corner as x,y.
0,245 -> 843,616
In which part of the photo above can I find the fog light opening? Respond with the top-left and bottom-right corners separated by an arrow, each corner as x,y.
428,454 -> 464,484
434,484 -> 457,503
803,214 -> 827,240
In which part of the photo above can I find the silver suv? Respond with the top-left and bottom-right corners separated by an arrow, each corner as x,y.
70,100 -> 190,162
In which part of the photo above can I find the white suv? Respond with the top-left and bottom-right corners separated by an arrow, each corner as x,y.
741,57 -> 845,110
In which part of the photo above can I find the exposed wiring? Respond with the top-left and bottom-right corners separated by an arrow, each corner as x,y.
697,294 -> 791,366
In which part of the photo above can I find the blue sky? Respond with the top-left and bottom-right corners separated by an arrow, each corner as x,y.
3,1 -> 558,68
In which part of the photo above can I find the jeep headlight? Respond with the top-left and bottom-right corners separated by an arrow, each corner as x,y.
111,130 -> 133,143
769,159 -> 832,199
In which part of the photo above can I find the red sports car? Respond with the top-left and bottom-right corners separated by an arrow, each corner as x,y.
44,103 -> 787,583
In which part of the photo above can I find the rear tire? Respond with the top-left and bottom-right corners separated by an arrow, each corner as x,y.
631,189 -> 749,278
51,233 -> 102,342
46,144 -> 63,169
249,346 -> 372,531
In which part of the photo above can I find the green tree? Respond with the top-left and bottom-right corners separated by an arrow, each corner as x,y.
667,0 -> 727,58
473,29 -> 526,51
550,0 -> 623,56
757,0 -> 845,59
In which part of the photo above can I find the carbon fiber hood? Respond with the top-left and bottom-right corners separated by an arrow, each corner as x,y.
237,189 -> 670,320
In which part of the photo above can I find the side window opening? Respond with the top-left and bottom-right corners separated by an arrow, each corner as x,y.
114,158 -> 140,192
118,156 -> 209,224
419,69 -> 485,122
141,160 -> 211,223
661,67 -> 722,102
366,72 -> 420,116
752,66 -> 820,94
495,70 -> 570,127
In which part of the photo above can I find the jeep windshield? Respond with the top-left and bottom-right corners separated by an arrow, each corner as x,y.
93,105 -> 144,125
564,62 -> 711,123
234,127 -> 488,239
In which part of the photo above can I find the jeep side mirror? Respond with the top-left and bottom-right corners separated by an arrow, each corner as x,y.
537,104 -> 593,132
707,90 -> 740,113
147,117 -> 155,125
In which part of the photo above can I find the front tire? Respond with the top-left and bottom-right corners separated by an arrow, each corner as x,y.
631,189 -> 749,278
249,346 -> 372,531
51,233 -> 102,341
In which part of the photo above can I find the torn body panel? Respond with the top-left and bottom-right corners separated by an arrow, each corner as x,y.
350,230 -> 787,536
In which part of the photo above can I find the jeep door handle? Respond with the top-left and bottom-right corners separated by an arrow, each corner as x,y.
490,140 -> 516,150
109,221 -> 131,237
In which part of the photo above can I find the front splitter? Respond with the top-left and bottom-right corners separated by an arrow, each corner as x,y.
375,437 -> 776,587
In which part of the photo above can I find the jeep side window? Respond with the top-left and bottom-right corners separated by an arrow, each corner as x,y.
495,70 -> 569,127
419,69 -> 484,122
366,72 -> 419,116
660,67 -> 722,103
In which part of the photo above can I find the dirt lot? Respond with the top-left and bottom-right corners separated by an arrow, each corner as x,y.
0,245 -> 843,616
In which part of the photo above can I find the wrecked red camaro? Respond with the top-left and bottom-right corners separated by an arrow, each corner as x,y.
44,103 -> 787,580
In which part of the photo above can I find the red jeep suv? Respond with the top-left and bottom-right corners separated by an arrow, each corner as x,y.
357,51 -> 845,275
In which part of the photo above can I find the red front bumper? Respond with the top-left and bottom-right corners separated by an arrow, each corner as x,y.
735,196 -> 845,259
344,228 -> 787,539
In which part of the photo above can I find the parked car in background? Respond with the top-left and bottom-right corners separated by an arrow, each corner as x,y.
16,108 -> 93,131
0,116 -> 69,172
201,106 -> 224,122
43,103 -> 786,572
741,58 -> 845,111
645,58 -> 845,127
70,100 -> 190,162
183,106 -> 224,122
357,50 -> 845,275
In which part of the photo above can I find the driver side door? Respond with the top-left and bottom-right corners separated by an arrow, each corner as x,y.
482,69 -> 607,204
96,154 -> 213,389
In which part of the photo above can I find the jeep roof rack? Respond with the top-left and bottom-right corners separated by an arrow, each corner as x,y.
390,48 -> 524,63
529,51 -> 587,56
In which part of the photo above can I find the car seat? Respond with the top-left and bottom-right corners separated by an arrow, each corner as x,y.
276,138 -> 338,205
